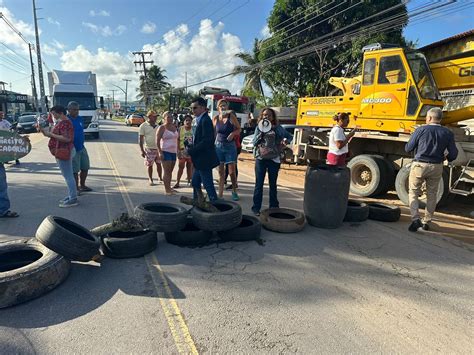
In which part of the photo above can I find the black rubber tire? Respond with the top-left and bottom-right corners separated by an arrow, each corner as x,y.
191,200 -> 242,232
101,230 -> 157,259
164,220 -> 212,246
35,216 -> 100,262
395,164 -> 451,208
217,215 -> 262,242
304,164 -> 350,228
0,239 -> 70,309
348,155 -> 386,197
134,202 -> 189,233
344,200 -> 370,222
367,203 -> 401,222
260,208 -> 305,233
370,155 -> 396,195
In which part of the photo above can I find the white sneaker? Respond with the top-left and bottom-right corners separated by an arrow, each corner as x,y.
59,199 -> 78,208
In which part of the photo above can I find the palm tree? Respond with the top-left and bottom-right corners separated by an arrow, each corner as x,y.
136,65 -> 170,107
232,38 -> 267,105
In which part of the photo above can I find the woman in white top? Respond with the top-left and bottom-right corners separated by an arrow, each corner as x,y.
327,112 -> 356,166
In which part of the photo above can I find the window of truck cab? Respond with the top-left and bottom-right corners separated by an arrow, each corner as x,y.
362,58 -> 376,85
406,51 -> 441,100
377,55 -> 406,84
54,92 -> 97,110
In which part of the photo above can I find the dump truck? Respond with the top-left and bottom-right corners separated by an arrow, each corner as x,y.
293,30 -> 474,206
47,70 -> 101,139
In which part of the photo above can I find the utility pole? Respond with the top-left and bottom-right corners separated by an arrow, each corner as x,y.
28,43 -> 39,111
123,79 -> 131,112
132,51 -> 153,107
110,90 -> 116,111
32,0 -> 46,112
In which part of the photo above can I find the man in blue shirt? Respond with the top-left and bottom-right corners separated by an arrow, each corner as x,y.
67,101 -> 92,193
405,107 -> 458,232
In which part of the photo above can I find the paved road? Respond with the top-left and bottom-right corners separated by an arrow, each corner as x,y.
1,120 -> 473,354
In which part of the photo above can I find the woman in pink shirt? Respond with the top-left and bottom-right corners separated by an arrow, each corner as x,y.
156,111 -> 178,195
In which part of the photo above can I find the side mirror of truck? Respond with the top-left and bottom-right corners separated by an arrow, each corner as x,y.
99,96 -> 104,109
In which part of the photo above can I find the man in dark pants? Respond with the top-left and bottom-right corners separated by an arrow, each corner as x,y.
188,97 -> 219,202
405,107 -> 458,232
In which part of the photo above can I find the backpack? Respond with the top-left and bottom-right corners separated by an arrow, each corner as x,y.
258,130 -> 279,160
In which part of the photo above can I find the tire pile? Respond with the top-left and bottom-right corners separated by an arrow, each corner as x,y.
344,200 -> 401,223
0,200 -> 264,308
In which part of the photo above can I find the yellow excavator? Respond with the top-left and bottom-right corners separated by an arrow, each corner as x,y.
294,30 -> 474,205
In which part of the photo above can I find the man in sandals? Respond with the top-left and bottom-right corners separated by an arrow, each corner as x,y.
0,111 -> 19,218
139,110 -> 163,185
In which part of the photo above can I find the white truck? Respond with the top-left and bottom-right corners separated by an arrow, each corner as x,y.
47,70 -> 100,139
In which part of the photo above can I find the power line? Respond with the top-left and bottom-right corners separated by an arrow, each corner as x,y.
0,42 -> 30,64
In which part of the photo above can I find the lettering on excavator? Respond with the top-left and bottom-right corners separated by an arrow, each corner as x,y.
459,66 -> 474,77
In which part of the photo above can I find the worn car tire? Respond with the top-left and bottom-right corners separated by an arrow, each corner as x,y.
260,208 -> 305,233
0,239 -> 70,309
134,202 -> 189,232
218,215 -> 261,242
35,216 -> 100,262
367,203 -> 401,222
191,200 -> 242,232
164,220 -> 212,246
101,230 -> 157,259
344,200 -> 370,222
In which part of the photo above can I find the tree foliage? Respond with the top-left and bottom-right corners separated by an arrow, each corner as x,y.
136,65 -> 170,108
260,0 -> 409,103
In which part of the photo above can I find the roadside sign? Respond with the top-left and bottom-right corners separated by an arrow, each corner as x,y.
113,102 -> 121,109
0,131 -> 31,163
130,105 -> 136,112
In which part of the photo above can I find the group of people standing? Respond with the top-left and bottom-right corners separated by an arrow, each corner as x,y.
138,97 -> 293,216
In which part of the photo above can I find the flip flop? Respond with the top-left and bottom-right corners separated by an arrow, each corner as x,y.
0,210 -> 19,218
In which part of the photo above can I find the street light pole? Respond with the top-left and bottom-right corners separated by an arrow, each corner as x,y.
123,79 -> 131,112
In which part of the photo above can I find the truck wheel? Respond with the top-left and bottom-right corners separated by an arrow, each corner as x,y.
348,155 -> 387,197
0,239 -> 70,309
395,164 -> 451,208
92,132 -> 100,139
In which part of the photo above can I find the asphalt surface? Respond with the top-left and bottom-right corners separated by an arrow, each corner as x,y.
0,120 -> 473,354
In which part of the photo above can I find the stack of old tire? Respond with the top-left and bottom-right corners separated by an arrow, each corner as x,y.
134,201 -> 260,246
0,216 -> 101,309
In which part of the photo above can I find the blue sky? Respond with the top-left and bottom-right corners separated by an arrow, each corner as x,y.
0,0 -> 472,101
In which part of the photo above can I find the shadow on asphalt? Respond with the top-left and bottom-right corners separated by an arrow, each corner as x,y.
0,255 -> 185,328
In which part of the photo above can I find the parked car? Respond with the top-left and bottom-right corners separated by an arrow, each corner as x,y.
125,114 -> 145,127
14,115 -> 38,133
20,112 -> 40,117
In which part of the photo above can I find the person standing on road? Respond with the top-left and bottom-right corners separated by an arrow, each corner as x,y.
40,105 -> 78,208
67,101 -> 92,193
213,99 -> 241,201
188,97 -> 219,202
405,107 -> 458,232
174,114 -> 194,188
251,108 -> 292,216
156,111 -> 179,195
139,110 -> 163,186
0,111 -> 19,218
327,112 -> 356,166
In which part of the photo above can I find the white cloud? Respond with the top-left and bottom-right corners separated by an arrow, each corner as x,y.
141,19 -> 244,94
52,39 -> 66,50
42,43 -> 58,56
82,22 -> 126,37
0,6 -> 35,53
260,25 -> 270,39
47,17 -> 60,27
141,21 -> 156,34
60,45 -> 136,96
89,9 -> 110,17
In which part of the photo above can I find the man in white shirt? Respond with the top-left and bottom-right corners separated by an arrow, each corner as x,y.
139,110 -> 163,186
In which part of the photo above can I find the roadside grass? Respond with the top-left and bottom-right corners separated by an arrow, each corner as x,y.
111,116 -> 124,123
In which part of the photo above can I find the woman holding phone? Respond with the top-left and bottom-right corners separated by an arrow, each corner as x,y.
327,112 -> 356,166
213,99 -> 241,201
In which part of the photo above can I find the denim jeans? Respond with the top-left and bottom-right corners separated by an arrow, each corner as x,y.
57,156 -> 78,201
192,169 -> 218,201
252,158 -> 280,212
0,163 -> 10,215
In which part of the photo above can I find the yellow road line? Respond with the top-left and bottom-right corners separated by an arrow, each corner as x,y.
101,141 -> 199,354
